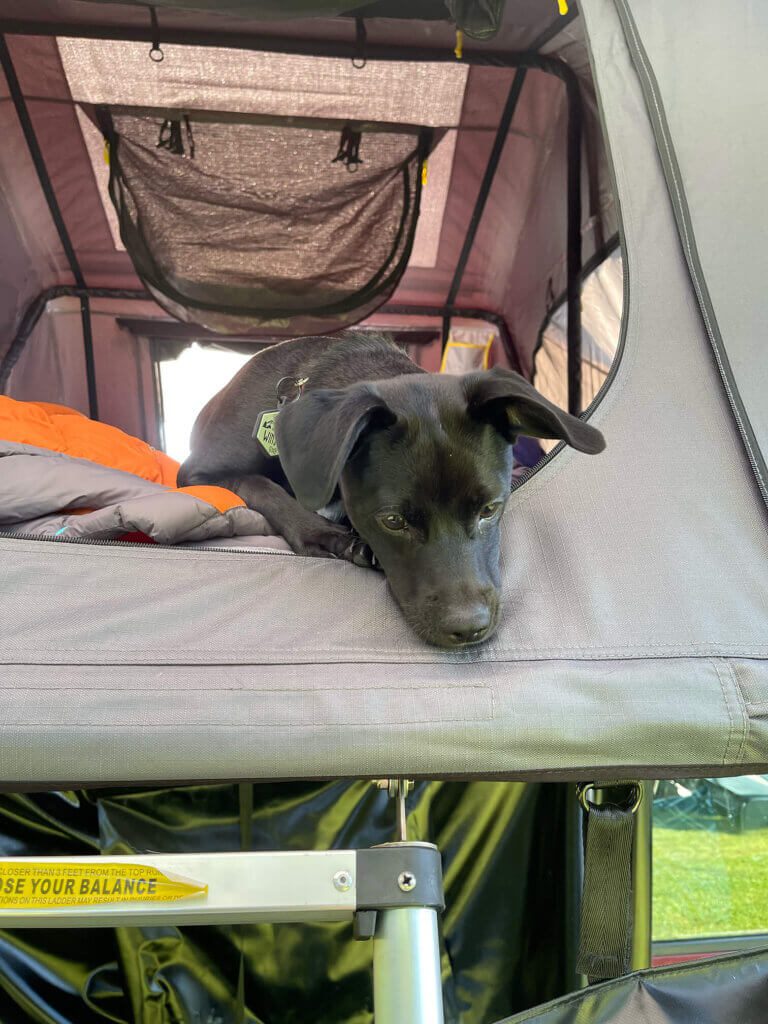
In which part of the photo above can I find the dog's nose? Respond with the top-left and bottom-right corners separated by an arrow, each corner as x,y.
443,603 -> 492,646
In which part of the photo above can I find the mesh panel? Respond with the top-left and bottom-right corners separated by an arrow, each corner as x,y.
101,108 -> 431,334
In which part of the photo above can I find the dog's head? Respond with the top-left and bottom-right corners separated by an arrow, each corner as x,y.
277,367 -> 604,648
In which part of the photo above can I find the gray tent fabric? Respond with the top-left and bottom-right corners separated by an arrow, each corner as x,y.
613,0 -> 768,507
0,0 -> 766,786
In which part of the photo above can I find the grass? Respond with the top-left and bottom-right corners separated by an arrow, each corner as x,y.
653,822 -> 768,940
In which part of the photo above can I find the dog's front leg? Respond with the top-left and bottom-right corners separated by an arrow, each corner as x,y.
216,474 -> 375,567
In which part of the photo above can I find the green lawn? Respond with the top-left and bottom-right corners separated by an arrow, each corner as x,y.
653,824 -> 768,940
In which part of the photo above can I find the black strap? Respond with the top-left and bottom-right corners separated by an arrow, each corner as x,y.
332,124 -> 363,170
353,18 -> 367,69
576,797 -> 636,983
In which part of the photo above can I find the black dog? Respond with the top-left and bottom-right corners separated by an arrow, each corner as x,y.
178,332 -> 605,647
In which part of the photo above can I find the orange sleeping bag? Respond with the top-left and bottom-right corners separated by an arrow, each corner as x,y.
0,396 -> 245,515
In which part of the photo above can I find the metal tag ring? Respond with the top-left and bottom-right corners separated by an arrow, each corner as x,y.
577,782 -> 643,814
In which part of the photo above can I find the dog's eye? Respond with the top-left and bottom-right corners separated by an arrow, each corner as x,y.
380,513 -> 407,532
478,501 -> 502,521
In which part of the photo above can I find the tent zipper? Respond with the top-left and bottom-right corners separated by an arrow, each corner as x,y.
0,529 -> 295,558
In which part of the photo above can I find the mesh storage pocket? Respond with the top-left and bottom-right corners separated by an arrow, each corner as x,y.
99,107 -> 432,334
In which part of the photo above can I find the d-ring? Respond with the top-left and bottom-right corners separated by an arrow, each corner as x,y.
577,782 -> 643,814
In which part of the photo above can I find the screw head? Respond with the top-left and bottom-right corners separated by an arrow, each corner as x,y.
397,871 -> 416,892
333,870 -> 353,892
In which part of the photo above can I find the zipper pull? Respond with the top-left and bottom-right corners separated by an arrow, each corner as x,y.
556,0 -> 569,14
103,139 -> 110,165
421,160 -> 428,187
454,29 -> 463,59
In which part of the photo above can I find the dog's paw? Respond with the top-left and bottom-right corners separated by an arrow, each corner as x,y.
281,509 -> 380,570
344,537 -> 381,571
282,513 -> 356,562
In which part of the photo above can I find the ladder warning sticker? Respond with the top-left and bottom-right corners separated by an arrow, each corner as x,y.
0,862 -> 208,910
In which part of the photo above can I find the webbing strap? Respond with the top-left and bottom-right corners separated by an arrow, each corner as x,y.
576,801 -> 636,983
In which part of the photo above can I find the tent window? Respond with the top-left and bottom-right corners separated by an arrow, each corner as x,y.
652,777 -> 768,946
532,243 -> 623,451
154,329 -> 440,462
156,343 -> 253,462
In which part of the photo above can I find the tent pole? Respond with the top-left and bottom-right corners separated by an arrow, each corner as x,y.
630,782 -> 653,970
564,784 -> 587,989
0,19 -> 577,66
0,286 -> 147,394
0,35 -> 101,418
79,295 -> 99,420
373,907 -> 444,1024
441,314 -> 451,353
565,69 -> 583,416
444,68 -> 528,313
0,37 -> 84,290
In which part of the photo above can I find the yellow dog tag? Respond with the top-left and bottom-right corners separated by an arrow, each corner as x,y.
253,409 -> 280,457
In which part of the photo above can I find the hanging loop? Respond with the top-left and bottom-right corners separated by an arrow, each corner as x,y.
148,7 -> 164,62
352,18 -> 367,69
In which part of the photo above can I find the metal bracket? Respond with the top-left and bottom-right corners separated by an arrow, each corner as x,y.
357,842 -> 444,914
375,778 -> 414,841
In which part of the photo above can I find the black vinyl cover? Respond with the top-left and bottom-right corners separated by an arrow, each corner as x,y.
0,781 -> 579,1023
100,108 -> 431,336
501,947 -> 768,1024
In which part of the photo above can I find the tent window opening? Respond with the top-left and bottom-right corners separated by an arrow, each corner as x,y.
652,776 -> 768,950
155,343 -> 253,463
153,329 -> 443,462
532,242 -> 623,453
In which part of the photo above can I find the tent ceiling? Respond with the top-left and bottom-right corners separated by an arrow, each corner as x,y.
1,0 -> 560,54
57,38 -> 469,125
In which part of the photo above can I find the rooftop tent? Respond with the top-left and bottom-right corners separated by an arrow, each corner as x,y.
0,1 -> 766,1022
0,0 -> 764,784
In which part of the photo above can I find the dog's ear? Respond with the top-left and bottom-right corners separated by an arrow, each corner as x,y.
276,385 -> 394,510
465,367 -> 605,454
